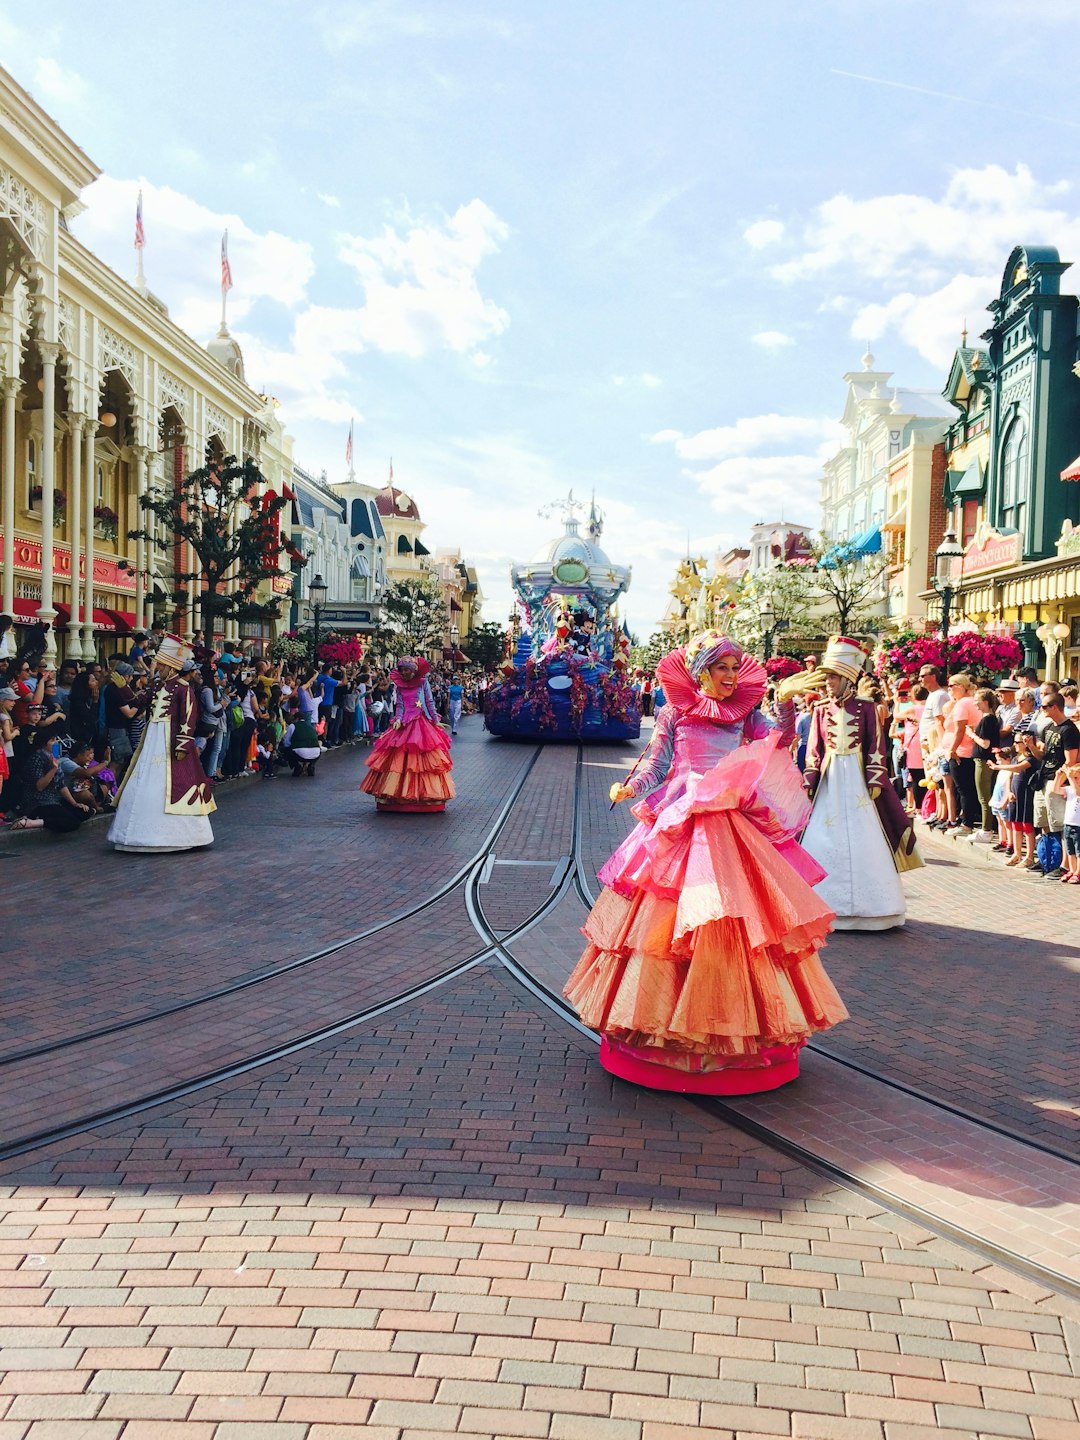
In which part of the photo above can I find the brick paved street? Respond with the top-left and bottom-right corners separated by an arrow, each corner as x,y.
1,717 -> 1078,1438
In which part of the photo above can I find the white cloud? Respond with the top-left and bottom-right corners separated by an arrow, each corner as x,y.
314,1 -> 517,49
752,330 -> 795,350
317,192 -> 342,208
613,372 -> 662,389
32,56 -> 88,108
852,273 -> 992,367
652,413 -> 839,463
691,452 -> 826,518
75,175 -> 315,338
239,307 -> 368,424
760,162 -> 1080,366
73,179 -> 508,425
744,219 -> 785,249
337,199 -> 510,357
650,413 -> 842,535
773,164 -> 1080,288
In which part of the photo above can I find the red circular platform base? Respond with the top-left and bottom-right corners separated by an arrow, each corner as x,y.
599,1036 -> 801,1096
375,800 -> 447,812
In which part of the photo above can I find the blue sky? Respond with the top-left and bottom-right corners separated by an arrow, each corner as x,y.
9,1 -> 1080,631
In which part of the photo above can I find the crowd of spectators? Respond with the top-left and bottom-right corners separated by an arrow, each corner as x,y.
0,613 -> 491,835
775,660 -> 1080,881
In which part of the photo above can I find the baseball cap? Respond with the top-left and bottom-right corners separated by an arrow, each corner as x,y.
112,661 -> 134,677
0,686 -> 16,700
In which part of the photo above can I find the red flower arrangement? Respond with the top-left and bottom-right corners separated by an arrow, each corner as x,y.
597,669 -> 638,725
318,637 -> 364,666
765,655 -> 802,681
568,666 -> 588,732
509,657 -> 557,730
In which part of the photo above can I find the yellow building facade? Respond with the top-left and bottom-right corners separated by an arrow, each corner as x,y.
0,64 -> 294,661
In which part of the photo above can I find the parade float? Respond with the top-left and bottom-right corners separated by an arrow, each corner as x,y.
484,494 -> 642,742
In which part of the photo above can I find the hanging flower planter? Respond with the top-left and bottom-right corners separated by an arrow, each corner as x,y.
93,505 -> 119,540
29,486 -> 65,524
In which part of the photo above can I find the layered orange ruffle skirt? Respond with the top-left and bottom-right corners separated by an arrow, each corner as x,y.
564,733 -> 847,1073
360,712 -> 455,806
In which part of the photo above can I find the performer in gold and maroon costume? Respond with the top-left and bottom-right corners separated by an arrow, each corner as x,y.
799,636 -> 921,929
109,636 -> 216,853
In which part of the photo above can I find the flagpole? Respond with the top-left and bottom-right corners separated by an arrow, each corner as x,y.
220,229 -> 233,333
221,229 -> 228,330
134,189 -> 146,291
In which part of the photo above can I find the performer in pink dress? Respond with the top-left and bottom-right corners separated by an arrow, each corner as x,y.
360,656 -> 454,812
564,630 -> 847,1095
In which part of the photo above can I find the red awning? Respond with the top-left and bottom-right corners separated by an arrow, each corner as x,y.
1062,455 -> 1080,481
449,597 -> 463,612
9,600 -> 70,625
92,607 -> 134,634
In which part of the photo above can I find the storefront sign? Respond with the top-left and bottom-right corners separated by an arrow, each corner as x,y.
960,525 -> 1022,577
271,574 -> 294,595
0,535 -> 135,591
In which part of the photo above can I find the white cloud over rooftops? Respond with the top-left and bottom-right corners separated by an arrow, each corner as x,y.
337,199 -> 510,357
744,219 -> 785,249
752,330 -> 794,349
651,413 -> 840,463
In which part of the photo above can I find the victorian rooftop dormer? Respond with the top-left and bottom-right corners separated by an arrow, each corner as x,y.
981,244 -> 1080,559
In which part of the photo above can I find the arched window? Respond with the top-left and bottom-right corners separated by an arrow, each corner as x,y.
1000,419 -> 1028,537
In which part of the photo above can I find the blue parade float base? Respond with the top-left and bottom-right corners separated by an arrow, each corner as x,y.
484,654 -> 641,742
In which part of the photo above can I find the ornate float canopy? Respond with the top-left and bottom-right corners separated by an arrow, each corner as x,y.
511,491 -> 632,613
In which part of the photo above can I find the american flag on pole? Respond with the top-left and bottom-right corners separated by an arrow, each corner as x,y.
221,230 -> 233,294
345,419 -> 354,468
134,191 -> 145,251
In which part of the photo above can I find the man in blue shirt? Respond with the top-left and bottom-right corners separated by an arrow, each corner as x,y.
318,668 -> 340,745
448,679 -> 464,734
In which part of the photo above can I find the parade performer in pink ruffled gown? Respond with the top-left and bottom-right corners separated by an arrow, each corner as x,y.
360,656 -> 454,812
564,630 -> 848,1095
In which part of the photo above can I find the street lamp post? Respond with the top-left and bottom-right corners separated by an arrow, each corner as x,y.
309,572 -> 328,665
932,530 -> 964,673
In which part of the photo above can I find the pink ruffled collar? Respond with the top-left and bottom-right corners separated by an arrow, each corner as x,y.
656,646 -> 767,723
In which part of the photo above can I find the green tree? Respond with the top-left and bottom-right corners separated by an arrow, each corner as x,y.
804,536 -> 890,636
728,565 -> 818,655
630,630 -> 669,671
130,449 -> 298,639
462,619 -> 507,670
381,575 -> 448,655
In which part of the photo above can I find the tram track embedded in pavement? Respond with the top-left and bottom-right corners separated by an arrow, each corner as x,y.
0,745 -> 545,1070
477,747 -> 1080,1305
0,740 -> 581,1167
5,740 -> 1076,1307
